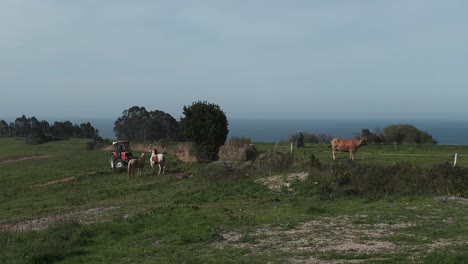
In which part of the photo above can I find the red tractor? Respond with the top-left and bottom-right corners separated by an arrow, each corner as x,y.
110,141 -> 134,169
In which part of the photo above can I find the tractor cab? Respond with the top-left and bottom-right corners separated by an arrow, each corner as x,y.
110,141 -> 134,169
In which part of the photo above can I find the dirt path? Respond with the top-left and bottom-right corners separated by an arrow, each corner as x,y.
0,206 -> 120,232
30,177 -> 76,188
0,155 -> 50,165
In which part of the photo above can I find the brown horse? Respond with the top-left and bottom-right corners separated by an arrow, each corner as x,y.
128,152 -> 146,179
150,149 -> 165,175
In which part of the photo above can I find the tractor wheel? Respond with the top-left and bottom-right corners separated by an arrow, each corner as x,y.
115,159 -> 125,169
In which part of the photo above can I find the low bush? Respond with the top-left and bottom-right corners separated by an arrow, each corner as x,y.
298,161 -> 468,198
254,152 -> 294,174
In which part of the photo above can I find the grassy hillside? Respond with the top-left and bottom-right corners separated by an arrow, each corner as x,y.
1,138 -> 467,263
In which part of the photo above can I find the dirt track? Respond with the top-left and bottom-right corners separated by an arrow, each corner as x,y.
0,207 -> 120,232
0,155 -> 50,165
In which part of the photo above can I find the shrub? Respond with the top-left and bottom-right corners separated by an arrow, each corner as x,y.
254,152 -> 294,174
309,154 -> 322,169
179,101 -> 229,162
218,137 -> 257,162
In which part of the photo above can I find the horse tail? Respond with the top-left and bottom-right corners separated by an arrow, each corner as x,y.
127,160 -> 133,178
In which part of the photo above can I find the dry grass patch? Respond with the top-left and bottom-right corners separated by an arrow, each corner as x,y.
255,172 -> 309,191
214,214 -> 466,263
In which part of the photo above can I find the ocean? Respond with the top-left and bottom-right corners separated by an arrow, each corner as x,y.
85,117 -> 468,145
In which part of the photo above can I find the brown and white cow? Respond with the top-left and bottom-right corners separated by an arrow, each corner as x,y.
329,136 -> 367,160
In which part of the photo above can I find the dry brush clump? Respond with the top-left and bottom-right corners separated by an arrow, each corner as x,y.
253,151 -> 294,174
218,137 -> 257,162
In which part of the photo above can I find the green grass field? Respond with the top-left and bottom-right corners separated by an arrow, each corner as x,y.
256,142 -> 468,167
1,138 -> 467,263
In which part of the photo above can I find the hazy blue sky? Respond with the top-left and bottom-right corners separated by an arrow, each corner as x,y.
2,1 -> 468,121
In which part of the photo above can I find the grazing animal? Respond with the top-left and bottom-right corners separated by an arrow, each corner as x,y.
128,152 -> 146,179
329,136 -> 367,160
150,149 -> 166,175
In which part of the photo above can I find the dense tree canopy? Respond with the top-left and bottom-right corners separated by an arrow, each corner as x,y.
179,101 -> 229,162
360,124 -> 436,144
113,106 -> 184,142
383,124 -> 436,144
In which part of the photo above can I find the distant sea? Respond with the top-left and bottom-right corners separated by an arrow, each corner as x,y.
80,117 -> 468,145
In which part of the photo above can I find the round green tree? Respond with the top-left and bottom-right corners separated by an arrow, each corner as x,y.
179,101 -> 229,162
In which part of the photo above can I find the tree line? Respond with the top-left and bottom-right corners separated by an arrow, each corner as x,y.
0,115 -> 100,144
290,124 -> 437,144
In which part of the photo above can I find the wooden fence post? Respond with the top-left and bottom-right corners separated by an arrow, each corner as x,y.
290,142 -> 293,153
454,153 -> 458,167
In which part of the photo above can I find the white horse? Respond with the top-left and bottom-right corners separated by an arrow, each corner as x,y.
150,149 -> 166,175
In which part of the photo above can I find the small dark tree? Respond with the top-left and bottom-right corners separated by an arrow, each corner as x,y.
14,115 -> 31,136
0,120 -> 9,137
8,122 -> 14,137
361,128 -> 382,144
179,101 -> 229,162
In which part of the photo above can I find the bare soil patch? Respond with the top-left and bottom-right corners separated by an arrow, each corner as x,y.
255,172 -> 309,191
0,155 -> 50,165
434,196 -> 468,204
0,206 -> 120,232
214,215 -> 466,263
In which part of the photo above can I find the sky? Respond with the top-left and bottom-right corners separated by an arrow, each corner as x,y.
1,1 -> 468,121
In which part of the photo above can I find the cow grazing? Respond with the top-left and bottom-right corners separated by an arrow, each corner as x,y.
329,136 -> 367,160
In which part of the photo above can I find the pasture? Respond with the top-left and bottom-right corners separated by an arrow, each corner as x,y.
1,138 -> 467,263
257,142 -> 468,167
